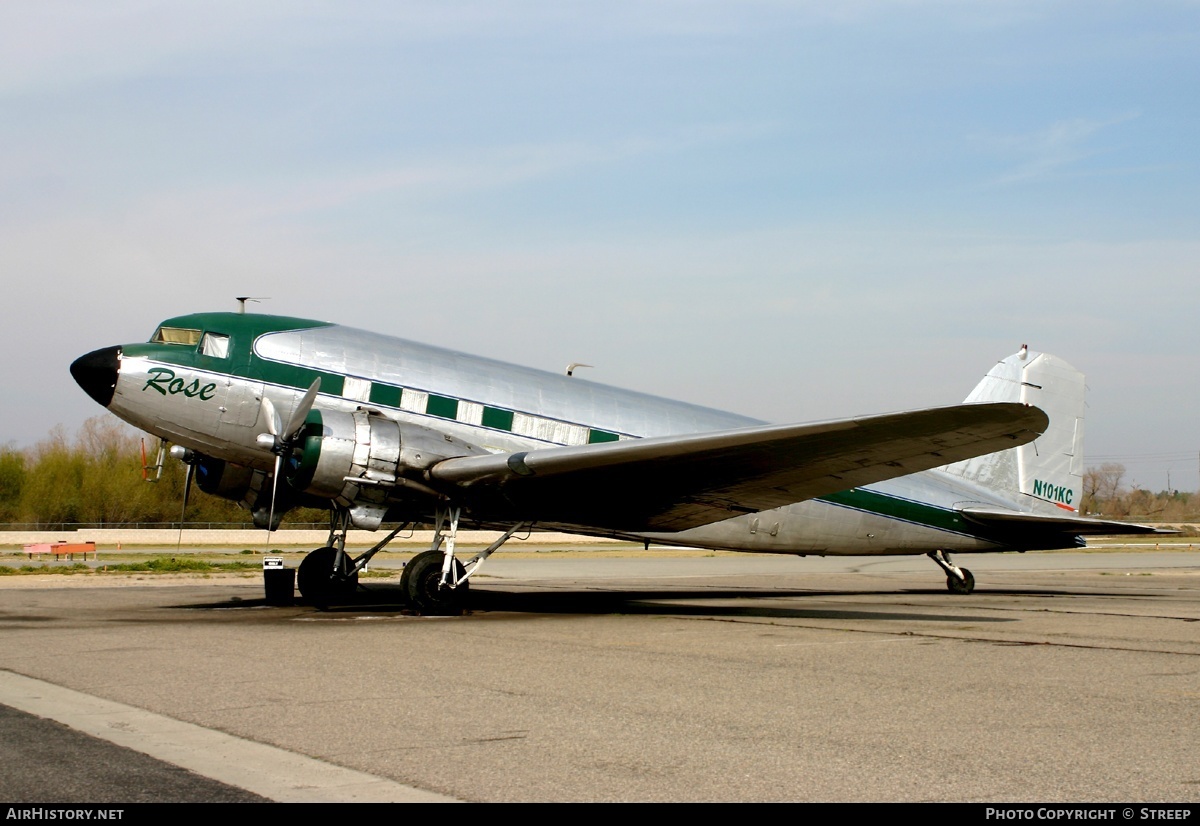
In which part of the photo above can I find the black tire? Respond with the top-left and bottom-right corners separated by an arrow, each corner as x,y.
398,548 -> 426,595
946,568 -> 975,595
403,550 -> 468,615
297,547 -> 358,608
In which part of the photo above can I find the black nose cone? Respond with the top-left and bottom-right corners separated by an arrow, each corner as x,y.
70,346 -> 120,408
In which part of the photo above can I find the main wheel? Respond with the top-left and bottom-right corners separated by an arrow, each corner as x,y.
403,550 -> 468,615
297,547 -> 358,608
946,568 -> 975,595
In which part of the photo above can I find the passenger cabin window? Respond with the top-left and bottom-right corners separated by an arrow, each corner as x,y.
200,332 -> 230,358
152,326 -> 202,346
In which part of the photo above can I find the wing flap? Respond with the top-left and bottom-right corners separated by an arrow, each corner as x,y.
430,402 -> 1048,531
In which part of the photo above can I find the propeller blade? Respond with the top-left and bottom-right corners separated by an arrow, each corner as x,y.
283,378 -> 321,442
262,395 -> 281,438
182,461 -> 195,513
176,457 -> 195,554
267,452 -> 283,535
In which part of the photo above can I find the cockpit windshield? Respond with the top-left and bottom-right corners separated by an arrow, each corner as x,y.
152,326 -> 202,345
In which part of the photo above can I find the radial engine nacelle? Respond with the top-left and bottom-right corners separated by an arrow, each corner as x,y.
285,408 -> 489,528
190,453 -> 288,529
195,454 -> 261,501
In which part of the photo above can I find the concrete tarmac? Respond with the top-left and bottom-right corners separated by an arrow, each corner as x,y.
1,550 -> 1198,803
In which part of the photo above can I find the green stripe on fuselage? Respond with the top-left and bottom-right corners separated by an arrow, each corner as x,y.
127,313 -> 639,445
255,362 -> 344,396
369,383 -> 403,408
128,313 -> 345,395
154,312 -> 332,341
817,488 -> 975,536
816,488 -> 1084,550
481,407 -> 515,431
426,394 -> 459,419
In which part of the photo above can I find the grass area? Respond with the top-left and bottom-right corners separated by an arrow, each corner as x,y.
0,556 -> 263,576
0,563 -> 93,576
361,569 -> 401,579
105,557 -> 262,573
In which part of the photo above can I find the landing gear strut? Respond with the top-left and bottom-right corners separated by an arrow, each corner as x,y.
296,505 -> 529,614
401,549 -> 467,615
297,508 -> 411,608
400,507 -> 529,615
929,550 -> 975,595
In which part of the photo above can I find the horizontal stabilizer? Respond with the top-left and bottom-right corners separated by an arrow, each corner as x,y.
431,402 -> 1048,532
958,506 -> 1168,536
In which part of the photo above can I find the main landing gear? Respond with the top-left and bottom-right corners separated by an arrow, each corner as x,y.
399,508 -> 529,615
928,549 -> 975,595
296,509 -> 382,609
297,546 -> 358,608
296,505 -> 529,615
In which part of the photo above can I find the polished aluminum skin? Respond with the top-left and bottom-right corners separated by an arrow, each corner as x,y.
72,316 -> 1152,562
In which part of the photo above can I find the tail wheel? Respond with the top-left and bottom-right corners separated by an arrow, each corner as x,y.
403,550 -> 468,615
297,546 -> 358,608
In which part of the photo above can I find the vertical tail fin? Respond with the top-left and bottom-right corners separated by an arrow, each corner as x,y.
942,346 -> 1085,512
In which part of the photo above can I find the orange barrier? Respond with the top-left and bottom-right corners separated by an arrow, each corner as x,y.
23,542 -> 96,560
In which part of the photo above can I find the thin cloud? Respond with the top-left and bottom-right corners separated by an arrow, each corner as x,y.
977,112 -> 1140,185
135,121 -> 778,222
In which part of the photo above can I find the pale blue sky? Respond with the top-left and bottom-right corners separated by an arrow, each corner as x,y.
3,1 -> 1198,490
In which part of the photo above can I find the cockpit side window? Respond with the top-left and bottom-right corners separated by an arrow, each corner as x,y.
152,327 -> 202,346
200,332 -> 230,358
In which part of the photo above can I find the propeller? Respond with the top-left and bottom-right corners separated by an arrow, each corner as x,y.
255,379 -> 321,533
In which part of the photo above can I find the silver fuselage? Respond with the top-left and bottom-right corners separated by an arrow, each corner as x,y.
99,313 -> 1036,556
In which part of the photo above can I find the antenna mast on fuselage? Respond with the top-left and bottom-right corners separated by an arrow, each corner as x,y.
235,296 -> 270,314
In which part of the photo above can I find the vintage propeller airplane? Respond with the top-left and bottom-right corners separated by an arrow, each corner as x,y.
70,310 -> 1157,613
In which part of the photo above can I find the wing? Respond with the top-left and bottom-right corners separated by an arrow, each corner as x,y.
430,402 -> 1048,531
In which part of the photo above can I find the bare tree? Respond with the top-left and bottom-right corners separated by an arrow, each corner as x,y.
1081,463 -> 1126,515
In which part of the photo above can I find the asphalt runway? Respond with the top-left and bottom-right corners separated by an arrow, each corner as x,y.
1,551 -> 1198,803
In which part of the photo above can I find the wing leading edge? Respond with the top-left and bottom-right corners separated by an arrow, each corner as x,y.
429,402 -> 1049,532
